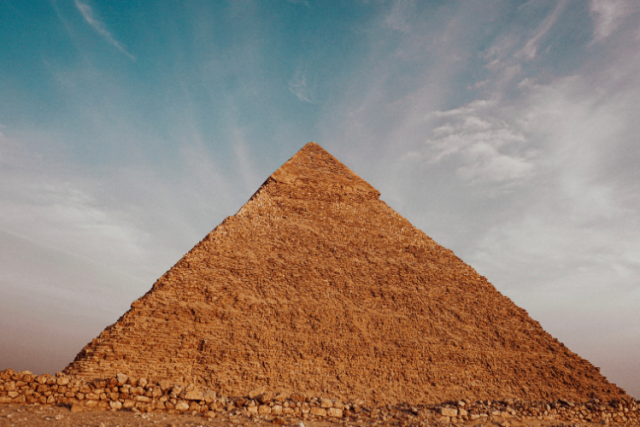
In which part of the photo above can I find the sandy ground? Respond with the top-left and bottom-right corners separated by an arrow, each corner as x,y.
0,404 -> 609,427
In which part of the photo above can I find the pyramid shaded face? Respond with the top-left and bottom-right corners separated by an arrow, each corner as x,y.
65,142 -> 627,404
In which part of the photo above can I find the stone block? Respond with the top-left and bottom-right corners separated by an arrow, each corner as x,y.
327,408 -> 343,418
158,380 -> 172,391
175,401 -> 189,411
185,390 -> 204,401
291,393 -> 306,402
311,407 -> 327,417
151,387 -> 162,398
440,407 -> 458,417
204,391 -> 216,403
249,387 -> 266,399
274,392 -> 289,402
258,405 -> 271,415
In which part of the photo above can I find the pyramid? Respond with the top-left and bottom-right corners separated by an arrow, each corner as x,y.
64,142 -> 627,405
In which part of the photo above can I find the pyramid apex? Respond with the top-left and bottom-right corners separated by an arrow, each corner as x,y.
269,142 -> 380,196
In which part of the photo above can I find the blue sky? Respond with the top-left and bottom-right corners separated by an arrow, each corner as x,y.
1,0 -> 639,397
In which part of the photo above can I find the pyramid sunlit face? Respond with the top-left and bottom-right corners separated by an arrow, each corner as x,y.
63,143 -> 628,405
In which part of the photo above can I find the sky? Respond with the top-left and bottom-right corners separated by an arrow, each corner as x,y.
0,0 -> 639,398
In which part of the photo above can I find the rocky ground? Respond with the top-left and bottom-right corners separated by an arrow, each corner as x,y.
0,403 -> 628,427
1,370 -> 638,426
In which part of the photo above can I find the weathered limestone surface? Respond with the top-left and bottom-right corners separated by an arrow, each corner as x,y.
60,142 -> 626,405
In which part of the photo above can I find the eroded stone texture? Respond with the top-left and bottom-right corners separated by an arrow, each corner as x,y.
64,142 -> 627,405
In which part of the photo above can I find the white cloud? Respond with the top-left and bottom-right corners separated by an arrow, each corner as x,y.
74,0 -> 135,60
424,100 -> 534,184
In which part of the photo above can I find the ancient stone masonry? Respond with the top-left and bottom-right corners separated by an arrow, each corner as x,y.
61,142 -> 629,406
1,369 -> 638,425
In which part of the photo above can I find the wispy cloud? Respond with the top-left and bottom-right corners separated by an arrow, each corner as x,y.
422,99 -> 535,185
74,0 -> 135,60
589,0 -> 639,42
519,1 -> 567,60
288,63 -> 315,103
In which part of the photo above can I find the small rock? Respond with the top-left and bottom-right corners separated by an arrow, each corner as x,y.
248,387 -> 266,399
290,393 -> 306,402
327,408 -> 343,418
258,405 -> 272,415
258,392 -> 273,404
274,392 -> 289,402
158,379 -> 172,391
310,407 -> 327,417
320,398 -> 333,408
185,390 -> 204,401
152,386 -> 162,398
116,373 -> 128,385
70,403 -> 83,412
204,390 -> 216,403
440,407 -> 457,417
175,401 -> 189,412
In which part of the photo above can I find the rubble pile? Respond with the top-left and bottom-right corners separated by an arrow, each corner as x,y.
1,369 -> 637,425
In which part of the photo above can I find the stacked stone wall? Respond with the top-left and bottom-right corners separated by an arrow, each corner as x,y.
1,369 -> 638,425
